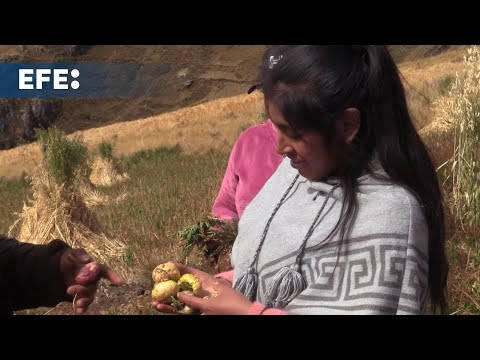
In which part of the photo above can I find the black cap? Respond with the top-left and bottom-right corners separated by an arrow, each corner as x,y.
247,45 -> 289,94
247,82 -> 262,94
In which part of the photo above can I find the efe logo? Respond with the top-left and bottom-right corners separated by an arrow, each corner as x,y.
19,69 -> 80,90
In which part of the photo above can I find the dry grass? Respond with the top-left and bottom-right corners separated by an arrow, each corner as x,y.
0,175 -> 30,234
1,46 -> 464,180
431,46 -> 480,229
89,157 -> 129,187
400,47 -> 468,131
0,92 -> 264,180
445,220 -> 480,314
399,52 -> 466,87
405,80 -> 442,131
421,121 -> 480,314
76,92 -> 264,156
7,165 -> 128,277
92,147 -> 231,282
6,128 -> 131,279
78,180 -> 128,208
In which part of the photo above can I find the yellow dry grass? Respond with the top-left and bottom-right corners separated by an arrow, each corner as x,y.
78,180 -> 128,208
7,165 -> 127,272
89,157 -> 129,187
0,92 -> 264,181
419,93 -> 456,137
0,46 -> 469,181
399,48 -> 467,88
399,47 -> 469,133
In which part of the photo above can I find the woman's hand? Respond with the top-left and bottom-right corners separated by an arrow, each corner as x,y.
152,262 -> 251,315
178,279 -> 252,315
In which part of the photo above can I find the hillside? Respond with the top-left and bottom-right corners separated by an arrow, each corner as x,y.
0,45 -> 267,149
0,45 -> 466,151
0,45 -> 469,180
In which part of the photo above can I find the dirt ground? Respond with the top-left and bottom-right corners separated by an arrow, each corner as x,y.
16,280 -> 162,316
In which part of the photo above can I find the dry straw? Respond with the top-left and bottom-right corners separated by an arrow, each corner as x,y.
89,157 -> 129,187
435,46 -> 480,228
8,128 -> 127,271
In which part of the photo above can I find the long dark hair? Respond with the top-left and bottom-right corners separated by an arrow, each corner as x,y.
259,45 -> 448,314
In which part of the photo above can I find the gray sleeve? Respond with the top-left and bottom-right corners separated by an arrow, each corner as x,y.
395,190 -> 429,314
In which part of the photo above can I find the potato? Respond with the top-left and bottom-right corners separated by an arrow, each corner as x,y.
179,305 -> 197,315
154,262 -> 181,281
152,267 -> 170,284
151,280 -> 179,303
75,261 -> 101,285
176,290 -> 199,315
177,274 -> 202,296
180,290 -> 195,296
150,262 -> 202,314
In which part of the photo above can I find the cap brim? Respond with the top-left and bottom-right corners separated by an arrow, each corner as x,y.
247,82 -> 262,94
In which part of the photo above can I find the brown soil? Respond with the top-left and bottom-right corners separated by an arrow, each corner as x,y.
16,280 -> 162,315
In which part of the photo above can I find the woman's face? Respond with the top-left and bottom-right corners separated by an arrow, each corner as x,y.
267,101 -> 344,181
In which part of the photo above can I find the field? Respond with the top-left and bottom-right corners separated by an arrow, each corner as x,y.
1,45 -> 478,314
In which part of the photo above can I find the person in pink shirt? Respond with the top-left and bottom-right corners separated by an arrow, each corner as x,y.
182,49 -> 283,273
212,117 -> 283,221
180,118 -> 281,273
212,46 -> 285,221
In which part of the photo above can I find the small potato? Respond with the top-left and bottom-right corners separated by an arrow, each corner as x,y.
152,280 -> 179,303
152,268 -> 170,284
75,261 -> 101,285
177,273 -> 202,296
176,290 -> 199,315
179,305 -> 197,315
180,290 -> 195,297
154,262 -> 181,281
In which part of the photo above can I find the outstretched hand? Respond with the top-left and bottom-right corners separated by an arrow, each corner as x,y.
151,262 -> 252,315
60,248 -> 125,314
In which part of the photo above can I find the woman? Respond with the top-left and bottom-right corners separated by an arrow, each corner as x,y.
212,46 -> 285,221
153,45 -> 448,315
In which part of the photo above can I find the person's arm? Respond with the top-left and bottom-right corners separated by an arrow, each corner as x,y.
0,236 -> 71,312
212,140 -> 240,221
214,269 -> 234,284
395,194 -> 429,315
247,302 -> 288,315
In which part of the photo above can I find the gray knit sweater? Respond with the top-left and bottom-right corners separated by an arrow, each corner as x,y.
232,157 -> 429,314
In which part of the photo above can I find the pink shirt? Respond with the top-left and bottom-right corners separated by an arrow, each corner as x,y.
212,119 -> 283,220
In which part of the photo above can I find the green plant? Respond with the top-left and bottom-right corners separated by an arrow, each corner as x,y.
98,140 -> 114,160
0,175 -> 31,235
123,248 -> 136,266
178,215 -> 238,269
258,111 -> 268,122
35,127 -> 90,187
438,75 -> 454,96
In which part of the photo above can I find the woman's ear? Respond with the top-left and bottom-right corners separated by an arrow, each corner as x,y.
340,108 -> 361,144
